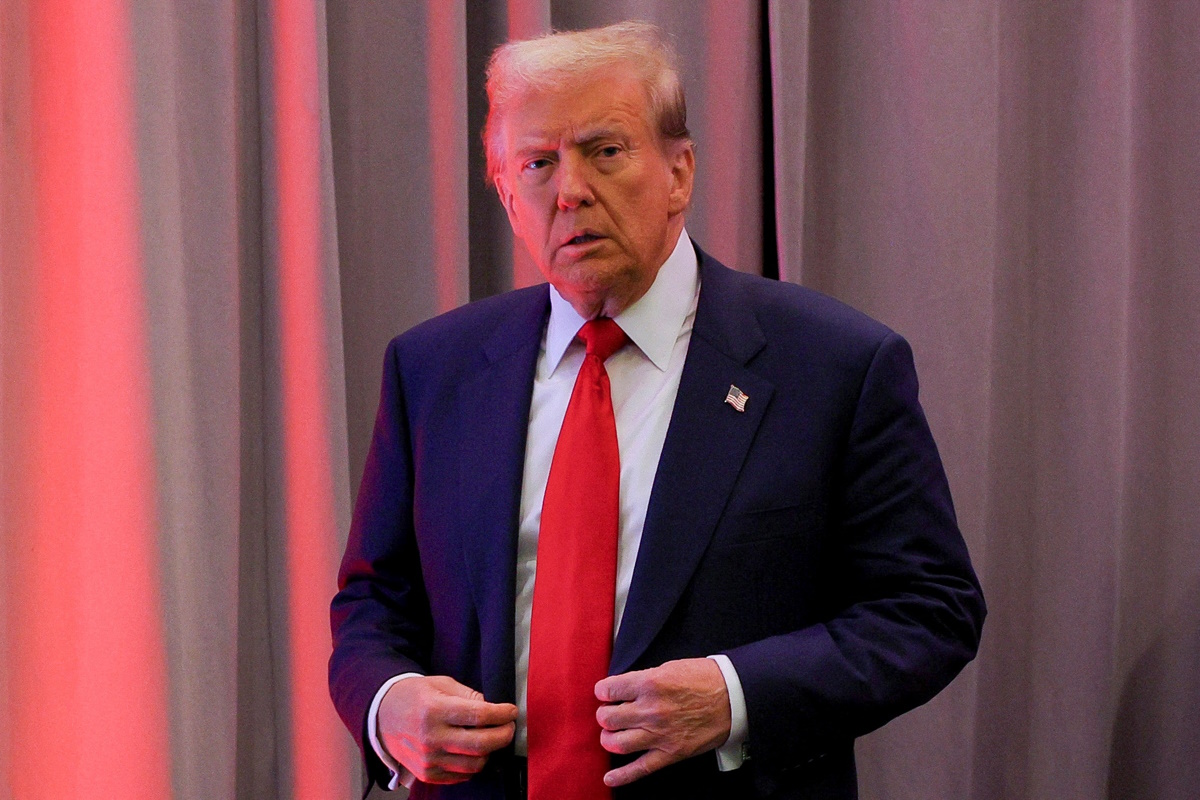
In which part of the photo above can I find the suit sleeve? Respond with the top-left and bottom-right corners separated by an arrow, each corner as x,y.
724,332 -> 985,778
329,338 -> 433,786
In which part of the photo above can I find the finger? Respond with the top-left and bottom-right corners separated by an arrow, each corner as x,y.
428,675 -> 486,701
417,762 -> 479,785
604,748 -> 676,787
440,721 -> 516,756
599,726 -> 655,755
420,751 -> 489,776
595,669 -> 647,703
596,699 -> 649,731
441,696 -> 519,728
416,770 -> 472,786
391,745 -> 487,785
425,676 -> 519,724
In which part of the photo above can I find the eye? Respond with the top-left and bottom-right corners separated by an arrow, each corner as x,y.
523,157 -> 552,172
597,145 -> 622,158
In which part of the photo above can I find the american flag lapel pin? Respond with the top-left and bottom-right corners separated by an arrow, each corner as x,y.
724,385 -> 749,413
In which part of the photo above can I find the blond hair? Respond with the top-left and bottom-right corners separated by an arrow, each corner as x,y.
483,21 -> 691,184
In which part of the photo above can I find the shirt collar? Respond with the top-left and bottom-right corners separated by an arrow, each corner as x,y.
545,228 -> 699,373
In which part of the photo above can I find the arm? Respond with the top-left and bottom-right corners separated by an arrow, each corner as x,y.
330,339 -> 430,739
726,332 -> 985,776
329,338 -> 433,784
329,340 -> 516,787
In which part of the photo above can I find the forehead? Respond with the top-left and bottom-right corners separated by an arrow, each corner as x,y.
502,68 -> 654,147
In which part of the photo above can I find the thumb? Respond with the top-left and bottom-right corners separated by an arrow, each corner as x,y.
431,677 -> 518,727
429,675 -> 485,702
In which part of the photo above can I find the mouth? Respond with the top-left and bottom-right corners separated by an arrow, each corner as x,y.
562,231 -> 605,247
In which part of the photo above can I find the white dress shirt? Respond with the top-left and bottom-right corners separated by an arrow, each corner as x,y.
369,230 -> 748,790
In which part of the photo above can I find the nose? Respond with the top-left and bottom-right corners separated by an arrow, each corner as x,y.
555,153 -> 594,209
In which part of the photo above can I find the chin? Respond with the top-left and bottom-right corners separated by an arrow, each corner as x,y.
553,261 -> 628,292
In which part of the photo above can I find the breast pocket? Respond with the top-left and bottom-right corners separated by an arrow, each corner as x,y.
709,503 -> 819,549
700,503 -> 828,636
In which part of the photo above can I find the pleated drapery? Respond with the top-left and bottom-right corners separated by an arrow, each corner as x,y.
2,1 -> 357,797
3,2 -> 172,797
3,2 -> 1199,799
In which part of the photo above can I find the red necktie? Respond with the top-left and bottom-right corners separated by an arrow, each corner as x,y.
527,318 -> 628,800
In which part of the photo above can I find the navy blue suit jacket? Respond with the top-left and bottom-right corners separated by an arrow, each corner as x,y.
330,248 -> 985,799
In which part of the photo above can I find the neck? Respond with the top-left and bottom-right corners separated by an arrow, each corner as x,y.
562,284 -> 648,320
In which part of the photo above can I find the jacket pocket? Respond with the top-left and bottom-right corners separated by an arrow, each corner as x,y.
709,503 -> 819,549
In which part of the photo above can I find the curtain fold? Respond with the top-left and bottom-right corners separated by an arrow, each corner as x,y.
129,0 -> 244,794
262,0 -> 355,796
3,0 -> 173,797
3,0 -> 358,798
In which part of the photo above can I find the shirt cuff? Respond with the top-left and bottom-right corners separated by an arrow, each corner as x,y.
368,673 -> 422,791
707,654 -> 749,771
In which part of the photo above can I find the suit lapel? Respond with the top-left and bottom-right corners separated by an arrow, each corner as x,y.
612,253 -> 774,674
457,287 -> 549,703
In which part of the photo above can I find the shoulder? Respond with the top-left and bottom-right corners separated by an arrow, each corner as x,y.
384,283 -> 549,374
696,248 -> 899,369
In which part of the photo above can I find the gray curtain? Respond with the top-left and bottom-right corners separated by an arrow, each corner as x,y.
330,2 -> 1200,800
2,1 -> 1197,799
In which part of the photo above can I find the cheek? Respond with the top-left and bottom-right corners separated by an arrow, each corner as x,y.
616,189 -> 670,238
508,199 -> 549,240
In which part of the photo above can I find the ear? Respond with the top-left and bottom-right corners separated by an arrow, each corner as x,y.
494,175 -> 520,230
667,143 -> 695,215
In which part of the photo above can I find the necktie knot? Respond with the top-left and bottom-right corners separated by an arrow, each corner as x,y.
578,318 -> 627,363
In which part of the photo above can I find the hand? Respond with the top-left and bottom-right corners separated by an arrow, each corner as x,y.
378,675 -> 518,785
594,657 -> 732,787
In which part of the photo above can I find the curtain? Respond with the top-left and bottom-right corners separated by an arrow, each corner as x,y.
2,0 -> 356,797
3,1 -> 1198,799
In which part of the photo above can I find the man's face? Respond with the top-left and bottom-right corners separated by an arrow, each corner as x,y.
494,65 -> 695,315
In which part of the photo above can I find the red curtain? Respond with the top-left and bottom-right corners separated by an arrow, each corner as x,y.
2,0 -> 353,796
6,2 -> 170,796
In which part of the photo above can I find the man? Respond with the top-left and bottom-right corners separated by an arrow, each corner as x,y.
330,21 -> 984,800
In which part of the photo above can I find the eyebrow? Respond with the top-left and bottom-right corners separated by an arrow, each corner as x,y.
512,125 -> 631,156
572,127 -> 627,145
